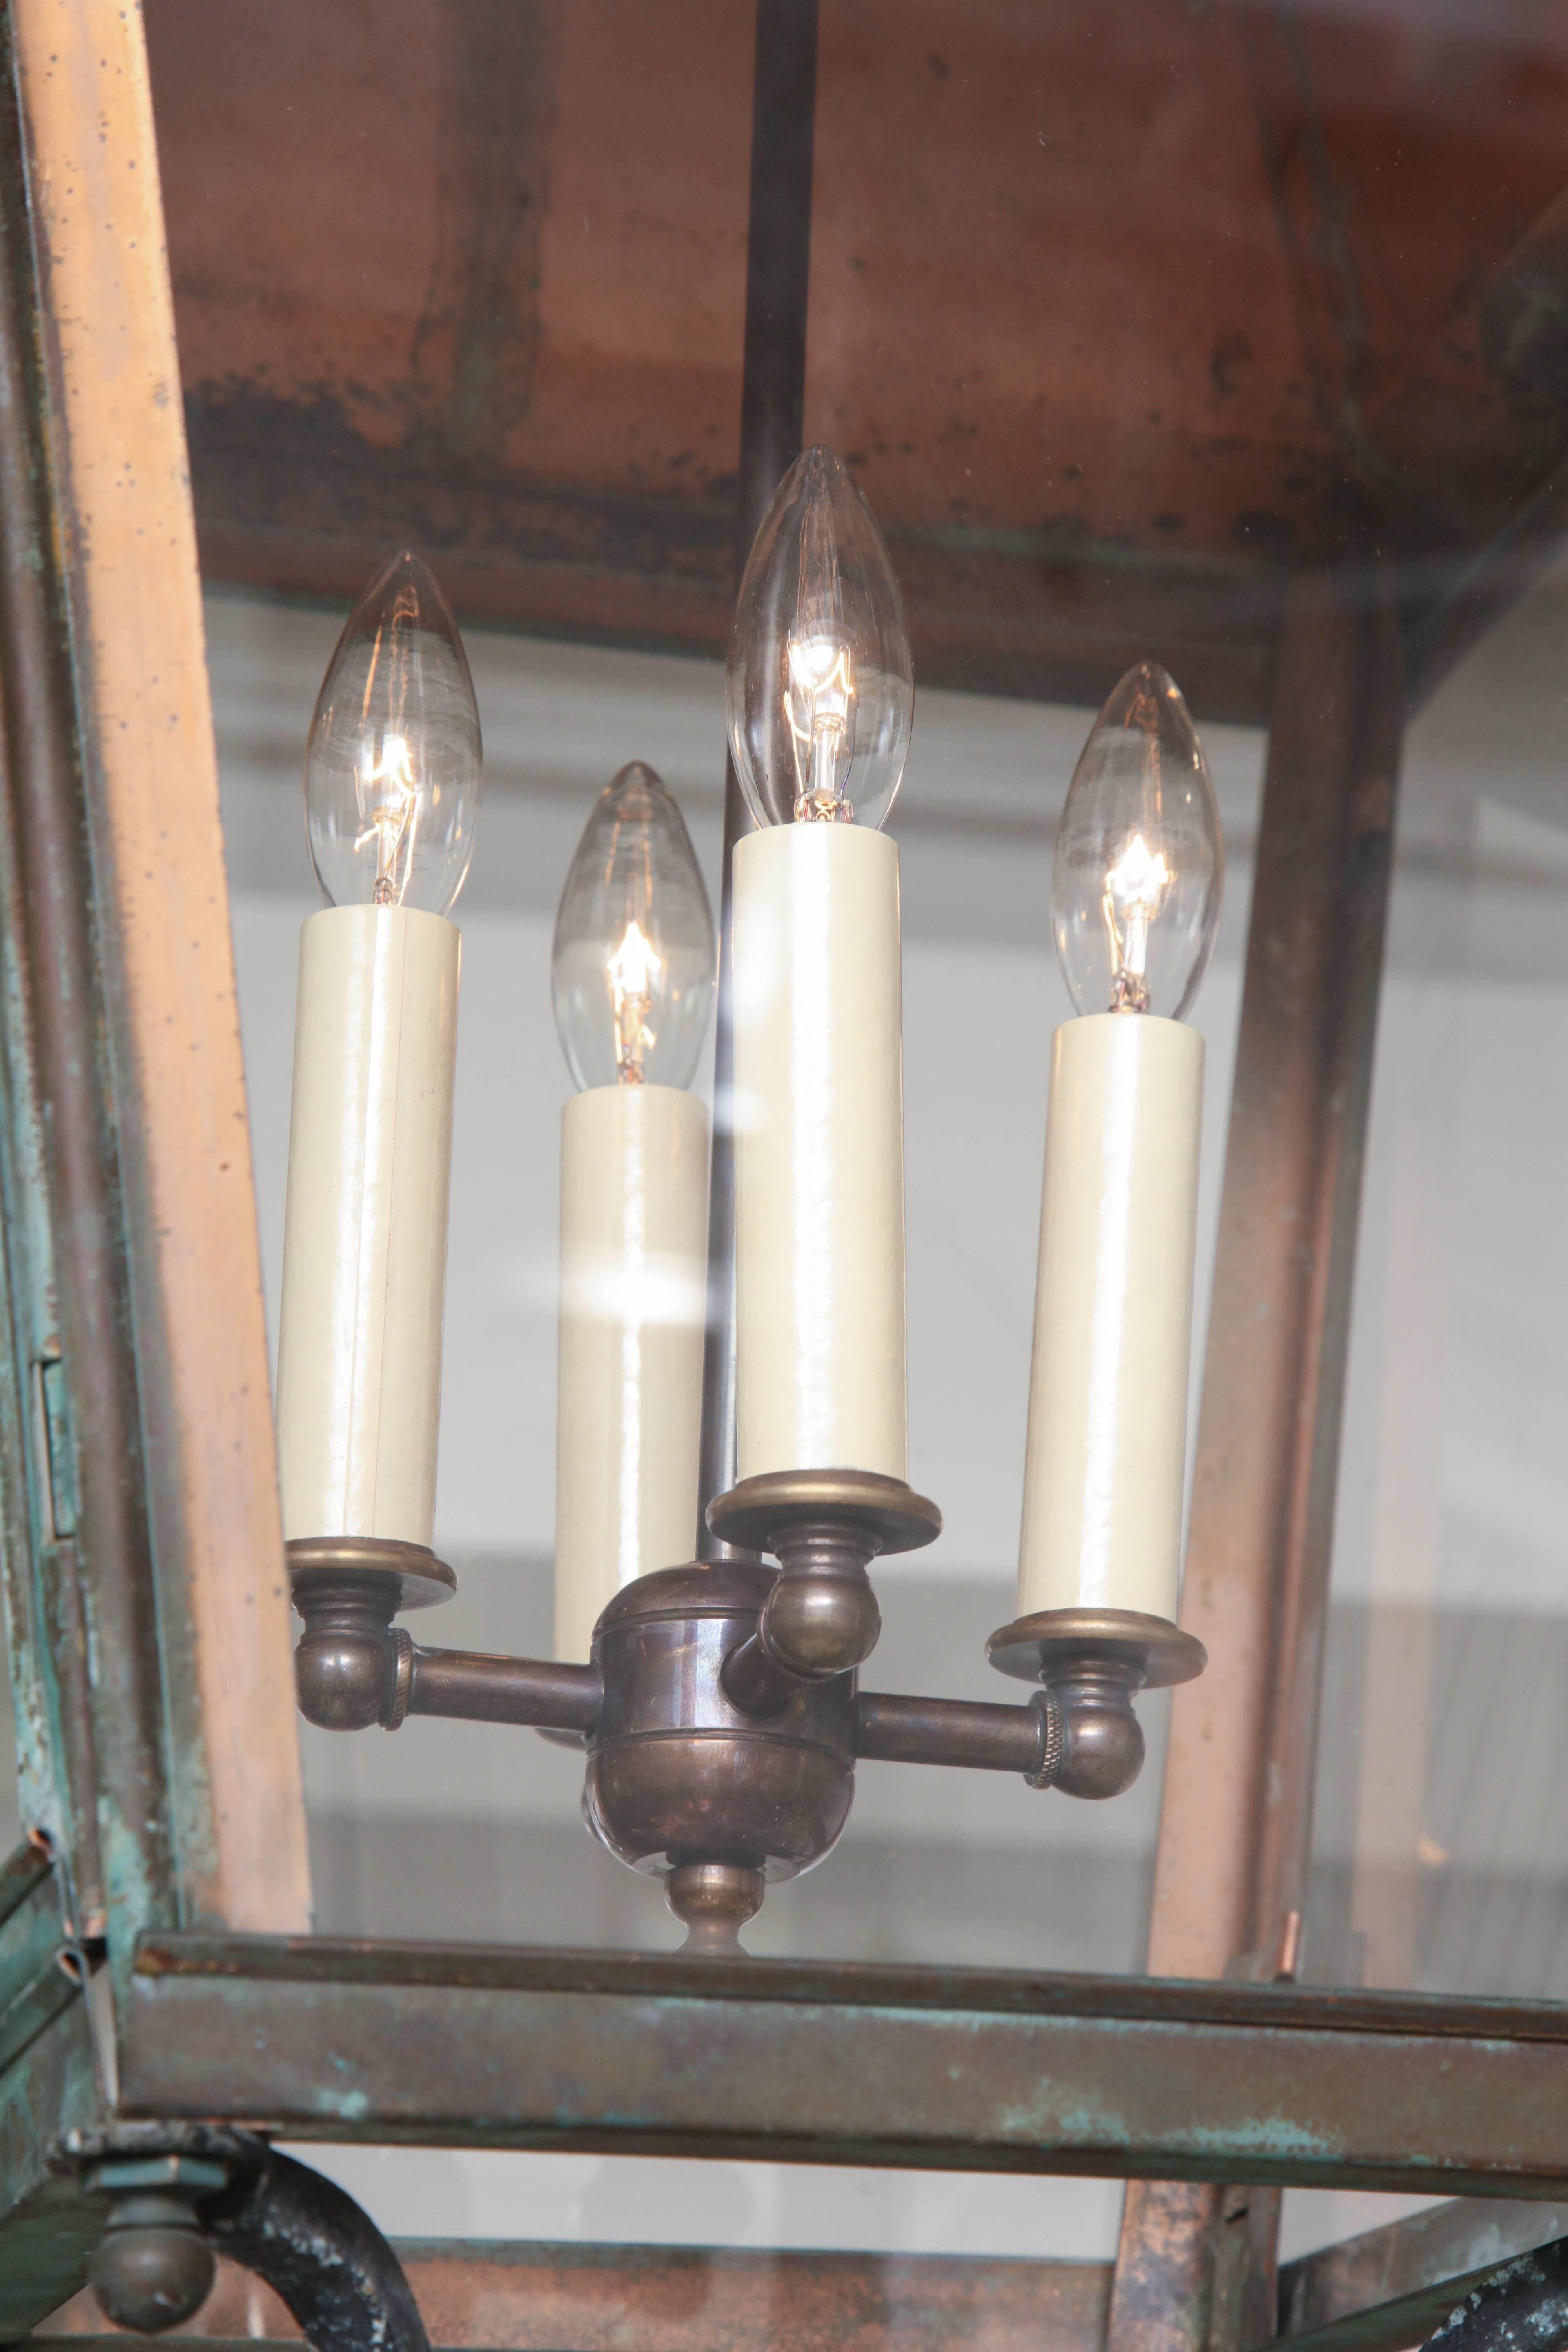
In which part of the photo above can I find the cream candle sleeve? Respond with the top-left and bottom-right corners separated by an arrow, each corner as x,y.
1017,1013 -> 1203,1621
733,821 -> 907,1482
554,1082 -> 710,1662
275,903 -> 460,1550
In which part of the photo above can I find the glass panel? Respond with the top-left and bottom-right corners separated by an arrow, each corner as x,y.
181,0 -> 1568,2008
1306,561 -> 1568,2000
213,588 -> 1266,1973
163,0 -> 1568,2279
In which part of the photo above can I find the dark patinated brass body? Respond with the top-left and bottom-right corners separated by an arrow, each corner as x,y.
585,1560 -> 857,1886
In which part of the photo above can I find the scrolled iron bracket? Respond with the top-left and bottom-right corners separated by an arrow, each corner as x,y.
1420,2237 -> 1568,2352
206,2146 -> 430,2352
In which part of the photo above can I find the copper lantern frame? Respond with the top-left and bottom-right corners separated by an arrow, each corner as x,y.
0,3 -> 1563,2350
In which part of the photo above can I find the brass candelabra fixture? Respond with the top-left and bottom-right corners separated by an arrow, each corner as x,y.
290,1470 -> 1205,1952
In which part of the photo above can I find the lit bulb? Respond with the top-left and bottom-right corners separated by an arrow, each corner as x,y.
552,764 -> 716,1091
305,551 -> 482,913
727,446 -> 913,830
605,920 -> 663,1084
1052,662 -> 1223,1021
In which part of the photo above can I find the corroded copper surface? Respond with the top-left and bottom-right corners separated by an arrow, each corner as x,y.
140,1 -> 1568,718
40,2243 -> 1113,2352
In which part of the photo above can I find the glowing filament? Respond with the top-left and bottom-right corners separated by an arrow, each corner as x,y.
607,919 -> 664,1083
784,633 -> 855,822
355,733 -> 421,906
1103,833 -> 1172,1013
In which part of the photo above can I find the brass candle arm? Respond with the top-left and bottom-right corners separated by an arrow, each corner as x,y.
289,1543 -> 600,1737
286,1515 -> 1207,1952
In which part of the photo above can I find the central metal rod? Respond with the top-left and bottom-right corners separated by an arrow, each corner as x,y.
696,0 -> 820,1555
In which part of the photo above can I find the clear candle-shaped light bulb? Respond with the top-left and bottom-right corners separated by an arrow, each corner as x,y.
552,763 -> 716,1091
1052,662 -> 1223,1021
305,550 -> 482,913
727,446 -> 913,830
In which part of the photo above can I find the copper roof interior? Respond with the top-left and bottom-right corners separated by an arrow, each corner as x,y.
145,0 -> 1568,724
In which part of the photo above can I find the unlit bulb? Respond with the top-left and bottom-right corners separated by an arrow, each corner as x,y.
305,551 -> 483,914
552,764 -> 716,1091
727,447 -> 913,831
1052,663 -> 1223,1021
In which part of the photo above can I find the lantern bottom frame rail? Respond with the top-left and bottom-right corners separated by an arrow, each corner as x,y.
13,1855 -> 1568,2339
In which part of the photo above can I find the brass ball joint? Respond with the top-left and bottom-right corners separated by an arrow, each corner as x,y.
290,1471 -> 1205,1953
85,2156 -> 226,2335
